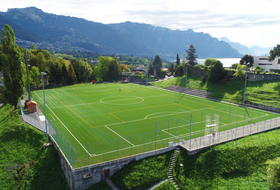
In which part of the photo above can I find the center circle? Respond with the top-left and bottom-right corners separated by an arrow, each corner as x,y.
100,96 -> 144,105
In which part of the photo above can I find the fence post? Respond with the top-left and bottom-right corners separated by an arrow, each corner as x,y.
243,107 -> 246,136
227,107 -> 231,141
235,106 -> 239,139
258,103 -> 260,132
143,133 -> 145,153
103,140 -> 104,162
200,112 -> 203,149
264,101 -> 267,130
88,143 -> 89,167
189,113 -> 192,150
219,109 -> 222,144
168,120 -> 169,147
131,135 -> 132,157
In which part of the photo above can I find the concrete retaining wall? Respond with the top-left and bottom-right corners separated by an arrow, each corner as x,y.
52,134 -> 175,190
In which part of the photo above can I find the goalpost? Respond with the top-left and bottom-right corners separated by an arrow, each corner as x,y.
205,114 -> 219,137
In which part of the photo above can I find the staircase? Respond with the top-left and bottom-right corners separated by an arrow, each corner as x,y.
168,148 -> 181,190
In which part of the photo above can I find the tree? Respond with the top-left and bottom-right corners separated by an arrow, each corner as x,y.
119,64 -> 130,72
67,63 -> 76,85
240,54 -> 254,68
29,66 -> 41,87
31,43 -> 36,50
186,44 -> 198,66
233,64 -> 246,79
254,66 -> 264,74
0,25 -> 24,109
176,54 -> 180,67
268,44 -> 280,61
204,58 -> 218,67
152,55 -> 162,77
61,63 -> 68,85
168,62 -> 174,75
207,60 -> 226,82
94,56 -> 120,81
148,62 -> 154,76
230,63 -> 239,69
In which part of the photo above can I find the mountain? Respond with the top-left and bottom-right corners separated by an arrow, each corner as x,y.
0,14 -> 43,43
107,21 -> 243,59
219,37 -> 272,56
0,7 -> 243,59
0,7 -> 150,55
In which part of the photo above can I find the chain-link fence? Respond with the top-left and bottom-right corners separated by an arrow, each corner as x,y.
19,97 -> 280,169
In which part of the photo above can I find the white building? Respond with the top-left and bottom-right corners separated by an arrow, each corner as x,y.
253,56 -> 280,72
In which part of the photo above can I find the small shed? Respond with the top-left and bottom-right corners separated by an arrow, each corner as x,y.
26,100 -> 37,113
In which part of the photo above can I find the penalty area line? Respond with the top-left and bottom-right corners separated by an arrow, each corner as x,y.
105,125 -> 135,147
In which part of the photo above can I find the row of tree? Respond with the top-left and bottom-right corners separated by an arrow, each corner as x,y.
0,25 -> 167,109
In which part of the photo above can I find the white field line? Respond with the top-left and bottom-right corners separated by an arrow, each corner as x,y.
49,114 -> 55,121
107,108 -> 209,127
161,130 -> 176,137
34,91 -> 94,156
50,94 -> 168,109
105,125 -> 135,147
52,89 -> 59,94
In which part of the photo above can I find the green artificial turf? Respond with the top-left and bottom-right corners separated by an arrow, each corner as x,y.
31,83 -> 278,168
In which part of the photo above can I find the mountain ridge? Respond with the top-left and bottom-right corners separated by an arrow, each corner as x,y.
219,37 -> 272,56
0,7 -> 245,60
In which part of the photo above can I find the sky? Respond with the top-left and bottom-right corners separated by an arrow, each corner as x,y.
0,0 -> 280,48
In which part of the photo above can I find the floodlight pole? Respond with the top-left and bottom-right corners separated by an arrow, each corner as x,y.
41,72 -> 48,144
243,65 -> 248,106
185,63 -> 188,89
25,50 -> 31,101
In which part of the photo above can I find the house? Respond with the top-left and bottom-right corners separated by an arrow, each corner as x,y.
131,65 -> 148,75
26,100 -> 37,113
253,56 -> 280,72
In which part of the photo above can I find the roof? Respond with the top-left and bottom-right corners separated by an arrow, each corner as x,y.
26,100 -> 37,106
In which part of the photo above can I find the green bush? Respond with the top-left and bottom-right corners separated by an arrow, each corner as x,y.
111,151 -> 172,190
266,157 -> 280,189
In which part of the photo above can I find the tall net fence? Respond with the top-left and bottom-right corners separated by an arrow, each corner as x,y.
19,99 -> 280,169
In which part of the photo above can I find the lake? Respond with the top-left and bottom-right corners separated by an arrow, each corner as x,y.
197,58 -> 241,68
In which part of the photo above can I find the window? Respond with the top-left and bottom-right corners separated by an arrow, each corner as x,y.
259,58 -> 268,60
258,63 -> 272,65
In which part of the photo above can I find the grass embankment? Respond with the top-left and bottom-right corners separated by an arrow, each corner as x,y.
0,104 -> 69,190
152,76 -> 280,106
174,129 -> 280,189
109,151 -> 173,190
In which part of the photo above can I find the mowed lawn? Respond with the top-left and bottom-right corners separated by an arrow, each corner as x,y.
31,83 -> 277,168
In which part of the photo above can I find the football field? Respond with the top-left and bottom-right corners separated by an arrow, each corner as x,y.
31,83 -> 278,168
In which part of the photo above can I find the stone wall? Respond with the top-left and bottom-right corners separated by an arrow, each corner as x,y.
247,73 -> 280,81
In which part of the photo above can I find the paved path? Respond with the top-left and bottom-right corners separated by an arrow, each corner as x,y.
105,178 -> 119,190
147,179 -> 168,190
180,117 -> 280,154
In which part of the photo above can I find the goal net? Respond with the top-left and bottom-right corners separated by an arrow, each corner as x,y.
205,114 -> 219,136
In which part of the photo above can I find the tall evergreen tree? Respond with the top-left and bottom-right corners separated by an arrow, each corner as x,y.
67,63 -> 76,85
61,63 -> 68,85
186,44 -> 198,66
176,54 -> 180,67
0,25 -> 24,109
152,55 -> 162,77
148,62 -> 154,76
